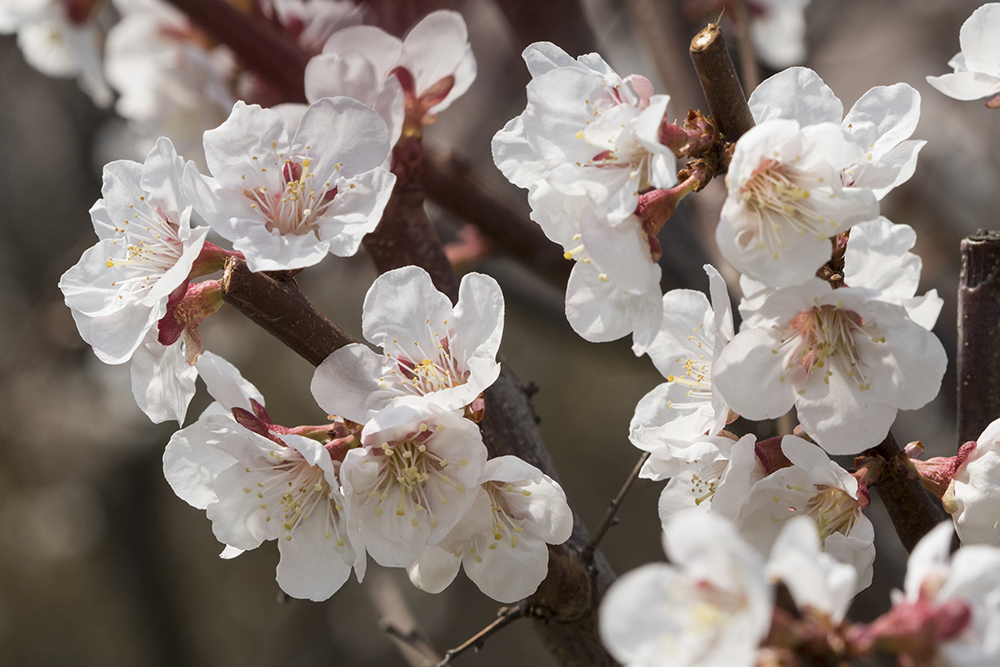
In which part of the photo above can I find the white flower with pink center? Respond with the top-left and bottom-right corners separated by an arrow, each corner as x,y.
714,279 -> 946,454
927,3 -> 1000,108
163,352 -> 365,601
407,455 -> 573,603
717,118 -> 880,289
311,266 -> 503,423
340,402 -> 487,568
630,264 -> 734,448
599,510 -> 772,667
749,67 -> 926,200
59,137 -> 210,423
185,97 -> 395,272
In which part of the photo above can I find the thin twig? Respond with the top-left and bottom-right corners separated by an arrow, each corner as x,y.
371,573 -> 443,667
380,622 -> 442,667
582,451 -> 651,562
957,230 -> 1000,446
689,23 -> 756,141
437,601 -> 530,667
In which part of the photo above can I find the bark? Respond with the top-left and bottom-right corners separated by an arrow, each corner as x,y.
689,23 -> 756,142
872,432 -> 948,552
957,230 -> 1000,445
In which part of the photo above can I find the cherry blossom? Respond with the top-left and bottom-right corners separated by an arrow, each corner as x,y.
750,0 -> 812,69
714,278 -> 947,453
630,264 -> 734,446
406,455 -> 573,603
748,67 -> 926,200
304,8 -> 475,144
599,510 -> 772,667
163,352 -> 365,601
339,401 -> 487,568
0,0 -> 112,106
949,418 -> 1000,547
843,217 -> 943,330
311,266 -> 503,424
718,119 -> 879,288
185,97 -> 395,272
927,3 -> 1000,108
59,137 -> 211,422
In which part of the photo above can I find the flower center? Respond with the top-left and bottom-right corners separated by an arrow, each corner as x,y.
242,157 -> 339,235
380,326 -> 470,398
803,484 -> 860,539
105,199 -> 186,293
777,305 -> 883,393
737,158 -> 838,260
666,321 -> 715,400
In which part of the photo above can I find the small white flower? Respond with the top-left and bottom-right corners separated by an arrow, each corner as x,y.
749,0 -> 812,70
844,217 -> 943,330
340,402 -> 487,568
163,352 -> 365,601
714,278 -> 946,454
950,418 -> 1000,547
59,137 -> 210,423
599,510 -> 772,667
407,455 -> 573,603
927,3 -> 1000,107
186,98 -> 395,272
630,264 -> 734,446
311,266 -> 503,423
717,118 -> 880,288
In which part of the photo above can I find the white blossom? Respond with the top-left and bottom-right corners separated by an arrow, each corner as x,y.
185,98 -> 395,272
630,264 -> 734,447
599,510 -> 772,667
407,455 -> 573,603
311,266 -> 503,424
163,352 -> 365,601
749,67 -> 926,199
750,0 -> 812,70
717,118 -> 879,288
340,401 -> 487,568
951,418 -> 1000,547
927,4 -> 1000,107
59,137 -> 209,423
714,278 -> 946,454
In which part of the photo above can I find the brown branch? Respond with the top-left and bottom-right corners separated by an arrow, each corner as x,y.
731,0 -> 760,92
582,451 -> 651,562
437,601 -> 530,667
219,257 -> 356,365
871,431 -> 947,551
423,147 -> 570,286
163,0 -> 308,103
957,230 -> 1000,446
689,23 -> 756,142
493,0 -> 598,57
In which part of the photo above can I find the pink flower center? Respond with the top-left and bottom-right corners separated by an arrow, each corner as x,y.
242,157 -> 339,235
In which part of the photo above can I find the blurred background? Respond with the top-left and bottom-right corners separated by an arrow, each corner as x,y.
0,0 -> 997,664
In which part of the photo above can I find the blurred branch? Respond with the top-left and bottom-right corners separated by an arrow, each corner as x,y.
493,0 -> 598,56
437,601 -> 529,666
582,452 -> 650,563
622,0 -> 703,112
689,23 -> 755,141
423,147 -> 569,286
730,0 -> 760,92
372,574 -> 443,667
163,0 -> 308,103
957,231 -> 1000,446
220,257 -> 356,366
870,431 -> 948,551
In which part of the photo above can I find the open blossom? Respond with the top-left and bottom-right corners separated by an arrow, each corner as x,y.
843,217 -> 943,330
311,266 -> 503,424
599,510 -> 772,667
716,435 -> 876,591
185,97 -> 395,272
0,0 -> 112,106
927,3 -> 1000,108
630,264 -> 734,447
749,67 -> 926,199
949,418 -> 1000,547
304,8 -> 475,145
407,455 -> 573,603
861,521 -> 1000,666
59,137 -> 211,423
163,352 -> 365,601
340,401 -> 487,568
717,118 -> 880,288
714,278 -> 946,454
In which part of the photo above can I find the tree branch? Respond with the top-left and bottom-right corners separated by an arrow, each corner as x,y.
163,0 -> 308,103
582,452 -> 651,562
437,601 -> 530,667
870,431 -> 948,551
957,230 -> 1000,446
689,23 -> 756,142
219,257 -> 356,366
